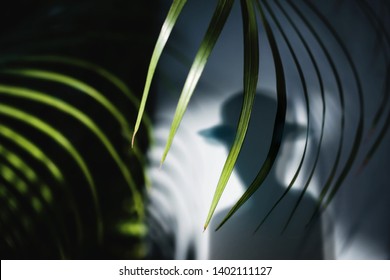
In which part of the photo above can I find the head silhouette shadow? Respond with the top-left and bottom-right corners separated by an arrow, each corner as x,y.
201,90 -> 324,259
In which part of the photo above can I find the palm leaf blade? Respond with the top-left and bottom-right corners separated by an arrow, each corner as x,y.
215,0 -> 287,230
204,0 -> 259,230
161,0 -> 235,165
132,0 -> 188,146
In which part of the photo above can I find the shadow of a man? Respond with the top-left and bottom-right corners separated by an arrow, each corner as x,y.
201,91 -> 324,259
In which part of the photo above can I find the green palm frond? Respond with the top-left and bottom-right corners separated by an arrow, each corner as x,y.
205,0 -> 259,231
0,56 -> 150,258
132,0 -> 187,148
2,0 -> 389,259
135,0 -> 389,232
0,0 -> 154,259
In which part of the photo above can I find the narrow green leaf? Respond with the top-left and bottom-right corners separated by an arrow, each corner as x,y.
0,124 -> 83,243
1,69 -> 132,140
132,0 -> 187,147
14,55 -> 154,183
17,54 -> 154,143
162,0 -> 235,166
215,0 -> 287,231
0,104 -> 95,188
0,84 -> 143,218
18,55 -> 142,107
0,104 -> 103,241
204,0 -> 258,231
0,125 -> 63,183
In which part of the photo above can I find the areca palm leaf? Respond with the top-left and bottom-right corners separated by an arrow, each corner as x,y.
136,0 -> 389,232
0,0 -> 154,259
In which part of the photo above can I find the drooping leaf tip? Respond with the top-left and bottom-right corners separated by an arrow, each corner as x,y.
131,139 -> 134,148
131,132 -> 136,148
